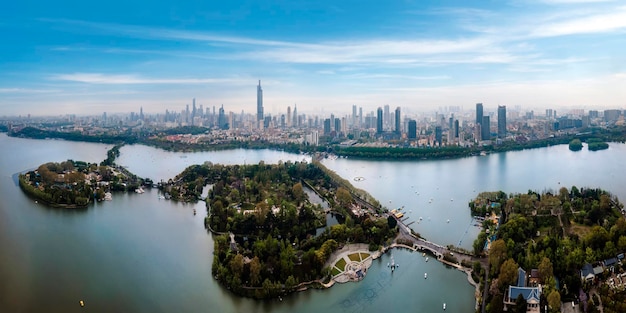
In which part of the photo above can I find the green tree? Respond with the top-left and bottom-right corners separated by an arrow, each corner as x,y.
499,258 -> 519,288
249,256 -> 262,286
335,187 -> 353,209
538,257 -> 554,284
489,239 -> 507,275
547,290 -> 561,313
292,182 -> 304,204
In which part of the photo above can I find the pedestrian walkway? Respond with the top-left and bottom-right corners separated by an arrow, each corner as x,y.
326,244 -> 378,283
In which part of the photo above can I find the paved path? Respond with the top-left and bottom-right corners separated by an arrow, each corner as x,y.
326,244 -> 379,284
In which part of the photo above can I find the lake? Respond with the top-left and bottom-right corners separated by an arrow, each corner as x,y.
2,133 -> 624,312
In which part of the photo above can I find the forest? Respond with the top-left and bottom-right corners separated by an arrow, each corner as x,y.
470,187 -> 626,313
169,160 -> 397,298
19,160 -> 93,207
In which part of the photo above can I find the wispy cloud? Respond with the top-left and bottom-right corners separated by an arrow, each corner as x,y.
0,88 -> 60,93
50,73 -> 251,85
540,0 -> 615,4
529,6 -> 626,37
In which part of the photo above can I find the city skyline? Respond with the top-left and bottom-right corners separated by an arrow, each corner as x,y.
1,1 -> 626,116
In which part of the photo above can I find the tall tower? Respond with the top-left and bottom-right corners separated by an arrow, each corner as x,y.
481,116 -> 490,141
287,106 -> 292,127
476,103 -> 483,125
384,105 -> 390,130
377,107 -> 383,134
257,80 -> 264,123
498,105 -> 507,139
408,120 -> 417,139
293,104 -> 298,128
395,107 -> 401,134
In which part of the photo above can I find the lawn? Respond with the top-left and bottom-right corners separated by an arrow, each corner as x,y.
348,253 -> 361,262
335,257 -> 347,270
331,266 -> 342,276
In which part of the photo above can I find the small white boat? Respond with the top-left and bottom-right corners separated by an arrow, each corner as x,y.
425,257 -> 429,262
424,272 -> 427,279
79,300 -> 85,307
446,219 -> 450,223
443,303 -> 446,310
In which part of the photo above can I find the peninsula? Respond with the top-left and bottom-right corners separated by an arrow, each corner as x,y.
471,187 -> 626,313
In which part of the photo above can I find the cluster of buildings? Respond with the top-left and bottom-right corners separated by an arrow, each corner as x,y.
4,81 -> 626,148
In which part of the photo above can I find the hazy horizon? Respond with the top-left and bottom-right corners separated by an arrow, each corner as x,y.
2,0 -> 626,116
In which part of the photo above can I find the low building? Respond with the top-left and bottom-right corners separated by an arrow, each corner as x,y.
503,267 -> 542,313
580,263 -> 595,282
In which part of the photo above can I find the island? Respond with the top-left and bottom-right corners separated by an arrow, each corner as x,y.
470,187 -> 626,313
163,160 -> 398,298
18,145 -> 151,208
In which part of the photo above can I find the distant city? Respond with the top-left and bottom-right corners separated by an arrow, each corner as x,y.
1,81 -> 625,149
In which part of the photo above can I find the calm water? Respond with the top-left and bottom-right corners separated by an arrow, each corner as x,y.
321,143 -> 626,250
3,134 -> 623,312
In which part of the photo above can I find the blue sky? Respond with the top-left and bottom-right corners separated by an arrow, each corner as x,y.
1,0 -> 625,117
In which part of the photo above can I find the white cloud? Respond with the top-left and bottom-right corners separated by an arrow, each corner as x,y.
0,88 -> 59,93
50,73 -> 251,85
529,6 -> 626,37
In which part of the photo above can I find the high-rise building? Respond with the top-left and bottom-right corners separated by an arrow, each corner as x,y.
377,107 -> 383,134
323,118 -> 331,135
352,105 -> 357,127
498,105 -> 506,139
454,120 -> 459,139
218,105 -> 227,129
287,106 -> 291,127
384,105 -> 390,130
476,103 -> 483,125
395,107 -> 401,134
408,120 -> 417,139
257,80 -> 264,123
481,116 -> 490,141
435,126 -> 442,146
293,104 -> 298,128
359,107 -> 363,128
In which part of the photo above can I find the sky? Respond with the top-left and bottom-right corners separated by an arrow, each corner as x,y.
1,0 -> 625,117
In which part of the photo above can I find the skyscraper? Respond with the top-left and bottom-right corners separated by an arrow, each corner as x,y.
287,106 -> 291,127
476,103 -> 483,125
384,105 -> 390,130
395,107 -> 401,134
481,116 -> 490,141
408,120 -> 417,139
377,107 -> 383,134
257,80 -> 263,123
498,105 -> 506,139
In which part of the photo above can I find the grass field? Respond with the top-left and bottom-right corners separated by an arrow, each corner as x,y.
335,257 -> 347,270
348,253 -> 361,262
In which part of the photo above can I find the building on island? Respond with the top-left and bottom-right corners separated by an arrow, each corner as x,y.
503,267 -> 542,313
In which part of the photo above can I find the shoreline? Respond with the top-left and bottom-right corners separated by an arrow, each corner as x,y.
322,242 -> 481,309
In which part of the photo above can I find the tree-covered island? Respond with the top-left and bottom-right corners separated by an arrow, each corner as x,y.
470,187 -> 626,313
166,160 -> 397,299
18,145 -> 151,208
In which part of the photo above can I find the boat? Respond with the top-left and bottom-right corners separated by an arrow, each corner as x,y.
446,219 -> 450,223
193,209 -> 197,215
79,300 -> 85,307
135,187 -> 145,194
424,272 -> 427,279
443,303 -> 446,310
425,257 -> 429,262
104,192 -> 112,201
